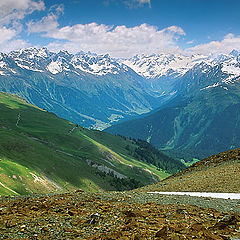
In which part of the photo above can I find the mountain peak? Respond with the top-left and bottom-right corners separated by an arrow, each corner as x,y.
57,50 -> 72,57
229,49 -> 240,58
10,47 -> 51,59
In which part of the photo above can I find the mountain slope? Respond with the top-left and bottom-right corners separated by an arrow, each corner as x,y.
0,92 -> 184,196
1,48 -> 239,132
107,82 -> 240,160
106,52 -> 240,160
0,48 -> 165,129
140,148 -> 240,193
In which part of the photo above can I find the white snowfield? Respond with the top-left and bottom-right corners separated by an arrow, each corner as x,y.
147,192 -> 240,200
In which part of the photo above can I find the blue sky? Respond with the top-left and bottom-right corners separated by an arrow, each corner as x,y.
0,0 -> 240,57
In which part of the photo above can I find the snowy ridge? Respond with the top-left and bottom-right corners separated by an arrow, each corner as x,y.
0,47 -> 129,76
0,47 -> 240,83
71,53 -> 129,76
200,51 -> 240,90
123,53 -> 209,79
9,47 -> 51,73
47,61 -> 63,74
221,57 -> 240,83
123,51 -> 240,89
217,50 -> 240,81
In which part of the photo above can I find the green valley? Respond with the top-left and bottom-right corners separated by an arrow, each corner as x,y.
0,92 -> 184,196
107,79 -> 240,161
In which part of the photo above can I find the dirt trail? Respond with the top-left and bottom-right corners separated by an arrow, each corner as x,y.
0,181 -> 18,195
15,113 -> 21,127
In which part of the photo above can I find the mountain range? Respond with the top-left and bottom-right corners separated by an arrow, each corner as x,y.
107,50 -> 240,160
1,47 -> 240,159
0,48 -> 165,130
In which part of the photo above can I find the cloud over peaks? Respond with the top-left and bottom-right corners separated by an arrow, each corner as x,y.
27,18 -> 185,57
187,33 -> 240,55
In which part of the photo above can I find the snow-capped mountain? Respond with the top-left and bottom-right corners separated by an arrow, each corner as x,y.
107,51 -> 240,160
9,47 -> 52,72
71,53 -> 129,76
218,50 -> 240,83
0,47 -> 129,76
177,50 -> 240,93
123,51 -> 240,82
122,51 -> 240,97
123,53 -> 210,79
2,47 -> 240,81
0,47 -> 161,129
0,47 -> 240,131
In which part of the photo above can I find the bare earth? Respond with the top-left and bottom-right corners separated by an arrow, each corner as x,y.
0,191 -> 240,239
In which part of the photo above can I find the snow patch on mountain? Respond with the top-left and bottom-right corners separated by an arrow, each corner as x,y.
15,62 -> 43,72
222,64 -> 240,75
201,82 -> 220,91
71,53 -> 128,76
47,61 -> 63,74
221,57 -> 240,81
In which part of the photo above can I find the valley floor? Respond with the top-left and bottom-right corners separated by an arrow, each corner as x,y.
0,191 -> 239,239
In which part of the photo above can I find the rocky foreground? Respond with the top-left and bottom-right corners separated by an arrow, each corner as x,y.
0,191 -> 240,239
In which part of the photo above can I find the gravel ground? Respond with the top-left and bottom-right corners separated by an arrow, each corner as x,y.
95,191 -> 240,214
0,191 -> 240,239
1,191 -> 240,213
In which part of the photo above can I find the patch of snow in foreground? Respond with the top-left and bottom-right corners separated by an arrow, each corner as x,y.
147,192 -> 240,200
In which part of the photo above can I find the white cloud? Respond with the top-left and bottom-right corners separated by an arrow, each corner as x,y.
187,34 -> 240,55
137,0 -> 151,6
0,27 -> 16,44
186,40 -> 194,45
103,0 -> 151,8
0,0 -> 45,26
132,0 -> 151,8
123,0 -> 151,8
0,39 -> 31,53
164,26 -> 186,37
27,14 -> 59,33
27,4 -> 64,33
28,20 -> 185,57
0,0 -> 45,53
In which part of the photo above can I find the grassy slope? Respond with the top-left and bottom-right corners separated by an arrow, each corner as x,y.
139,148 -> 240,193
0,92 -> 171,196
